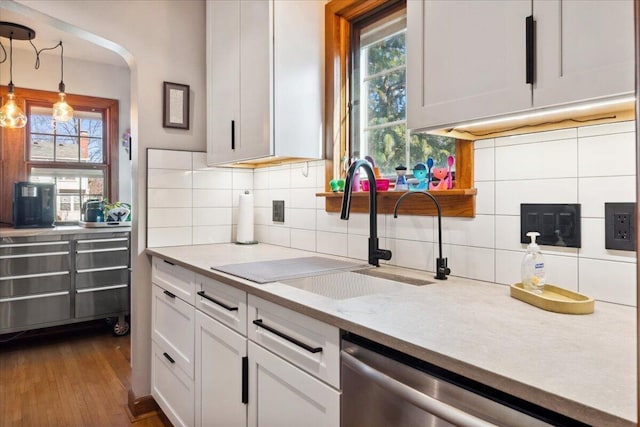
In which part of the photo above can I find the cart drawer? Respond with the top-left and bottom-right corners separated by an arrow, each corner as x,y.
0,291 -> 71,331
76,249 -> 129,271
76,267 -> 129,290
0,271 -> 71,298
75,285 -> 129,319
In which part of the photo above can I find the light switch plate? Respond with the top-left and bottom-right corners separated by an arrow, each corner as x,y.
272,200 -> 285,223
520,203 -> 581,248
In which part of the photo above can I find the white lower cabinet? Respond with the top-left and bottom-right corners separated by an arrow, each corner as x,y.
152,342 -> 195,427
247,341 -> 340,427
195,311 -> 247,427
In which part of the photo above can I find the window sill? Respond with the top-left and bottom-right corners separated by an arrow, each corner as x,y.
316,188 -> 477,218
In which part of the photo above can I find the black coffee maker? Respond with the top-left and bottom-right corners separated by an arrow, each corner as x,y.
13,182 -> 56,228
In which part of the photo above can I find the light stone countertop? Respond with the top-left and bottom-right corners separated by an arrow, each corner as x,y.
147,243 -> 637,427
0,225 -> 131,239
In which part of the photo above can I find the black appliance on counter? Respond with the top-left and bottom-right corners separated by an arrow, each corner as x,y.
13,182 -> 56,228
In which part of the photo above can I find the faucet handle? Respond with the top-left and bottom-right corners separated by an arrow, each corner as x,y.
377,249 -> 392,261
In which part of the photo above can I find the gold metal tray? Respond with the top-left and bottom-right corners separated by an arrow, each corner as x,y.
510,283 -> 594,314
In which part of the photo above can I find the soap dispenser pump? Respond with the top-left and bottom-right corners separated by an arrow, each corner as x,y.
521,231 -> 546,293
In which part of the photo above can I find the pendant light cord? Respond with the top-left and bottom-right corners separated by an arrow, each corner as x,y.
29,39 -> 63,77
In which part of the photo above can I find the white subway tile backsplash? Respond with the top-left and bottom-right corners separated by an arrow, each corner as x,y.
495,179 -> 577,215
577,121 -> 635,137
290,188 -> 317,209
495,215 -> 522,251
315,163 -> 327,190
148,189 -> 192,208
578,132 -> 636,177
253,189 -> 270,208
269,166 -> 291,189
193,189 -> 233,208
289,208 -> 316,230
387,238 -> 434,272
579,218 -> 636,263
316,231 -> 348,257
348,213 -> 386,237
495,249 -> 522,285
147,227 -> 192,247
254,169 -> 269,189
233,170 -> 254,191
495,138 -> 577,180
474,147 -> 494,182
193,169 -> 232,189
290,163 -> 318,188
579,258 -> 636,306
444,245 -> 495,283
193,207 -> 233,226
193,225 -> 232,245
348,233 -> 370,261
254,207 -> 271,226
192,152 -> 212,170
386,214 -> 434,243
495,128 -> 576,146
291,229 -> 316,252
148,208 -> 192,228
442,215 -> 494,248
474,138 -> 494,150
148,149 -> 192,170
147,169 -> 192,189
316,211 -> 348,234
474,181 -> 495,215
578,176 -> 636,218
544,254 -> 578,291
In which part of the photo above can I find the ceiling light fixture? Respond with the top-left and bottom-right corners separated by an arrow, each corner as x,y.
0,21 -> 74,129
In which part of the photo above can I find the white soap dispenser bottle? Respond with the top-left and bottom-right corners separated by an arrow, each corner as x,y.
521,231 -> 546,293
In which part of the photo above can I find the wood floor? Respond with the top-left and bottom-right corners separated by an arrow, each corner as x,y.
0,322 -> 167,427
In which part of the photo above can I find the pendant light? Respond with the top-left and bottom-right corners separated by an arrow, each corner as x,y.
0,22 -> 33,128
51,42 -> 73,122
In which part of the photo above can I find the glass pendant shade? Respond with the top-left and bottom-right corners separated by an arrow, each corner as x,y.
52,91 -> 74,122
0,92 -> 27,128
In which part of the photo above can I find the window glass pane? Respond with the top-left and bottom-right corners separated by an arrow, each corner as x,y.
80,114 -> 103,138
57,136 -> 80,162
365,68 -> 406,126
30,107 -> 54,134
410,134 -> 457,171
30,134 -> 54,161
365,31 -> 405,76
86,138 -> 104,163
364,124 -> 406,176
55,120 -> 78,136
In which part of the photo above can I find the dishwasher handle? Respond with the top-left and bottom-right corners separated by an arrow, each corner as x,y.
341,351 -> 498,427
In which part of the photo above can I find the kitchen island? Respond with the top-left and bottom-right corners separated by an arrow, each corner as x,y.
147,243 -> 636,427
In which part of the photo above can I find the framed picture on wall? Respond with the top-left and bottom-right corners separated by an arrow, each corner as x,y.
163,81 -> 190,130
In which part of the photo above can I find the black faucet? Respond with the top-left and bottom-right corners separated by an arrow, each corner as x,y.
340,160 -> 392,267
393,191 -> 451,280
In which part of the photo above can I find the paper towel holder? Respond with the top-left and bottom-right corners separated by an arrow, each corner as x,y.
236,190 -> 258,245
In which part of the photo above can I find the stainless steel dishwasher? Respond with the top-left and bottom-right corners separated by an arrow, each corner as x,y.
341,334 -> 588,427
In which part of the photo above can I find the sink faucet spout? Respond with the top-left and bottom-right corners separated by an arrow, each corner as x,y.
340,160 -> 392,267
393,191 -> 450,280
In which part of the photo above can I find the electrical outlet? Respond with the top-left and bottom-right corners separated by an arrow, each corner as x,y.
272,200 -> 285,223
605,203 -> 636,251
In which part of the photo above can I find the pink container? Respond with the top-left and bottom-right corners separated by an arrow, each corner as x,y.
361,179 -> 390,191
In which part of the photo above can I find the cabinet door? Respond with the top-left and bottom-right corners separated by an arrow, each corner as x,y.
533,0 -> 634,108
248,342 -> 340,427
152,343 -> 195,427
195,311 -> 247,427
407,0 -> 531,131
206,0 -> 241,165
273,0 -> 324,159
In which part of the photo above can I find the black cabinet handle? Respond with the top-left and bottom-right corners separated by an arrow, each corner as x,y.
197,291 -> 238,311
163,352 -> 175,364
241,356 -> 248,404
231,120 -> 235,150
252,319 -> 323,354
163,290 -> 176,299
525,15 -> 536,84
163,259 -> 175,266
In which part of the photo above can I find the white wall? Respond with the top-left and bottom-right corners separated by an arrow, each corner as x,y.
0,49 -> 132,202
9,0 -> 207,399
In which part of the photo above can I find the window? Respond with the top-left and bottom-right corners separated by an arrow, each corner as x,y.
0,87 -> 119,225
27,105 -> 108,222
350,4 -> 456,177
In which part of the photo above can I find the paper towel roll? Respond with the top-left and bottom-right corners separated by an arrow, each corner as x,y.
236,191 -> 257,244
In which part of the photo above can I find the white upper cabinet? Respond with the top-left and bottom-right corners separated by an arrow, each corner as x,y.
533,0 -> 634,108
407,0 -> 634,132
407,0 -> 532,131
206,0 -> 324,166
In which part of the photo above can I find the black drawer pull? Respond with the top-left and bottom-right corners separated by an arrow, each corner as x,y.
163,352 -> 175,364
163,259 -> 175,266
163,290 -> 176,299
241,356 -> 248,404
525,15 -> 536,84
197,291 -> 238,311
252,319 -> 322,354
231,120 -> 235,150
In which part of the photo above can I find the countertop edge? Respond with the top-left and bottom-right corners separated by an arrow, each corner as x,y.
145,247 -> 635,427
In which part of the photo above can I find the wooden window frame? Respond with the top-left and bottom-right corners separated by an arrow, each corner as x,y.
0,85 -> 119,225
320,0 -> 476,217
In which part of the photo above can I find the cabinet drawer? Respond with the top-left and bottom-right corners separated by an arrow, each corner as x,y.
152,257 -> 196,305
0,291 -> 70,332
196,274 -> 247,336
0,271 -> 70,298
248,295 -> 340,388
75,235 -> 129,251
0,252 -> 70,277
75,285 -> 129,319
0,239 -> 70,256
76,267 -> 129,290
76,249 -> 129,271
152,343 -> 195,427
152,284 -> 195,378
